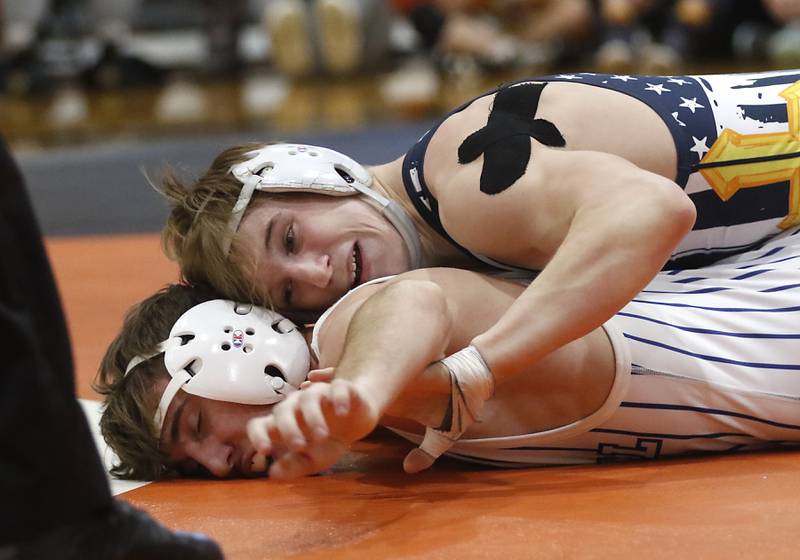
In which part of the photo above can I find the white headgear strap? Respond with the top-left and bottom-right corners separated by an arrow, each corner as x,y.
124,300 -> 311,436
225,144 -> 422,268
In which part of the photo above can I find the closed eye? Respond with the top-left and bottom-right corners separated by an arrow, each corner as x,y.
285,224 -> 295,254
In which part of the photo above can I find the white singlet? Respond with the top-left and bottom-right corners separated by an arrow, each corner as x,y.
312,228 -> 800,467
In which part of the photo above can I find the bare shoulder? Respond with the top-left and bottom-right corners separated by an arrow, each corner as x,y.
423,93 -> 496,199
315,281 -> 384,367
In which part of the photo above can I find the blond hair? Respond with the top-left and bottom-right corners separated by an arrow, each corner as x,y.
95,283 -> 216,480
160,142 -> 274,305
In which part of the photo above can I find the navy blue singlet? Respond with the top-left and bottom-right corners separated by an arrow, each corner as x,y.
402,70 -> 800,270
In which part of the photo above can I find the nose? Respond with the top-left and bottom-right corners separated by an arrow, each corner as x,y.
292,253 -> 331,289
193,438 -> 235,478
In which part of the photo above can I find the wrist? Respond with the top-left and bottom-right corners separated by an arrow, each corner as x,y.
470,334 -> 500,379
352,376 -> 391,417
441,345 -> 495,400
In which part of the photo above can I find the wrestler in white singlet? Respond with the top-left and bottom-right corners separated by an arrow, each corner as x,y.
313,228 -> 800,467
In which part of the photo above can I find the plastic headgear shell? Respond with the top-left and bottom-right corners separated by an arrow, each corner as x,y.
225,144 -> 422,268
125,299 -> 310,435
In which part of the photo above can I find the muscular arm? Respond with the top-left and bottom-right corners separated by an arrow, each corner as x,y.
248,270 -> 535,477
439,147 -> 696,381
322,278 -> 455,420
247,277 -> 457,470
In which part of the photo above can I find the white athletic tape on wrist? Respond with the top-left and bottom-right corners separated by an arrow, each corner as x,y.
418,345 -> 494,460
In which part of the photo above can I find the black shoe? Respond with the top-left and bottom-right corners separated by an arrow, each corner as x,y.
16,499 -> 223,560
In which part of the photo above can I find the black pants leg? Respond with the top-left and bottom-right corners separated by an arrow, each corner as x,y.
0,138 -> 111,544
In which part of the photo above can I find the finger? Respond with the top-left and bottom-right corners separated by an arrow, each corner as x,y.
308,367 -> 335,382
299,388 -> 330,441
270,440 -> 346,480
269,451 -> 316,480
330,379 -> 353,416
413,427 -> 457,469
403,448 -> 436,474
272,393 -> 311,451
247,416 -> 278,454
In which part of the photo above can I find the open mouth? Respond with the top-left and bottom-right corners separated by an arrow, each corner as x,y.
350,243 -> 362,289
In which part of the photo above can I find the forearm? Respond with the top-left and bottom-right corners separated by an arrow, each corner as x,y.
472,198 -> 694,381
335,279 -> 454,414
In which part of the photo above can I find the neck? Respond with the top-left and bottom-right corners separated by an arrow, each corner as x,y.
369,157 -> 478,269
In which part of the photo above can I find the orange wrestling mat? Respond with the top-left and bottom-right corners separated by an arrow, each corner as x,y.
48,234 -> 800,559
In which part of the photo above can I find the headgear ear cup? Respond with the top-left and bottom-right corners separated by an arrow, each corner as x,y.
125,300 -> 311,435
164,300 -> 310,405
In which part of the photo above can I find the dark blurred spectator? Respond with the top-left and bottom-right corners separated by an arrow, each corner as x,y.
760,0 -> 800,66
0,0 -> 164,94
394,0 -> 593,72
264,0 -> 392,79
594,0 -> 740,74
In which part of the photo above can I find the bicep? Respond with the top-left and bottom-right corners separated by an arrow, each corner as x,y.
435,146 -> 690,261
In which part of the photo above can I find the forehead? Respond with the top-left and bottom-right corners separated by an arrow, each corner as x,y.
239,193 -> 363,229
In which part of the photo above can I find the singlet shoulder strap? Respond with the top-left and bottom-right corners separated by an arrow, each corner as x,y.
310,276 -> 396,361
401,81 -> 541,275
387,317 -> 631,451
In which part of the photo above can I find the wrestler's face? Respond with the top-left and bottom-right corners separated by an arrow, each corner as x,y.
237,193 -> 410,312
158,381 -> 284,478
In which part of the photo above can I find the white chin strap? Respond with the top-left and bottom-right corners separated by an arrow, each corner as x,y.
225,144 -> 422,269
124,338 -> 191,433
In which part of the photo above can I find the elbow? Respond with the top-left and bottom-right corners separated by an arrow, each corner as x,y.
672,189 -> 697,235
643,179 -> 696,245
388,279 -> 452,332
620,180 -> 695,266
662,186 -> 696,241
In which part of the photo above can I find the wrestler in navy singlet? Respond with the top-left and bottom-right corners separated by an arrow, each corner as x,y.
402,70 -> 800,270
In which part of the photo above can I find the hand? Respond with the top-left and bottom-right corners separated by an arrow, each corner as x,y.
247,379 -> 381,479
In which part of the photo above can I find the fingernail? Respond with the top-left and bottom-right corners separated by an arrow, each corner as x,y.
335,403 -> 349,416
314,426 -> 328,439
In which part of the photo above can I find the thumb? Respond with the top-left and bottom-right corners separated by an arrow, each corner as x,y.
402,427 -> 456,474
308,367 -> 336,382
403,448 -> 436,474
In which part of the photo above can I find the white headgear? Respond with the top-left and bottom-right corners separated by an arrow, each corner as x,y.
225,143 -> 422,268
125,300 -> 310,434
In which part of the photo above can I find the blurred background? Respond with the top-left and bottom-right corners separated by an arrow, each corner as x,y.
4,0 -> 800,249
5,0 -> 800,149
